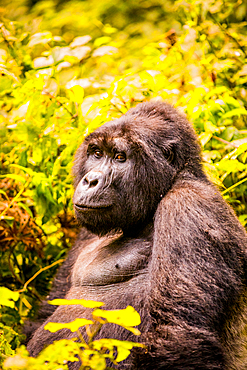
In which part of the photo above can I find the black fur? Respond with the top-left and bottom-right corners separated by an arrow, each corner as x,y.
26,101 -> 247,369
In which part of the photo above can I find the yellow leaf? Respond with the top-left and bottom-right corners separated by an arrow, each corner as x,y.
68,85 -> 84,104
93,306 -> 141,328
48,298 -> 104,308
116,347 -> 131,362
3,174 -> 26,184
44,318 -> 94,333
0,287 -> 19,308
124,327 -> 141,335
204,121 -> 219,134
94,36 -> 111,47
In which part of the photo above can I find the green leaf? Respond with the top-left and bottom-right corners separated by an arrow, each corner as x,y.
10,164 -> 34,176
2,174 -> 26,184
32,147 -> 43,164
222,108 -> 247,119
0,335 -> 15,358
239,214 -> 247,227
204,121 -> 222,134
222,126 -> 236,141
17,202 -> 33,217
198,132 -> 212,147
216,159 -> 246,173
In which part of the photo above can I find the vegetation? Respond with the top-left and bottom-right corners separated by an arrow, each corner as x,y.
0,0 -> 247,368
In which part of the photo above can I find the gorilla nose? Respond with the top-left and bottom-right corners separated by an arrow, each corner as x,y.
82,171 -> 103,188
73,170 -> 105,206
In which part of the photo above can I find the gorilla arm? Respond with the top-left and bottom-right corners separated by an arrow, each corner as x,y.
144,174 -> 247,370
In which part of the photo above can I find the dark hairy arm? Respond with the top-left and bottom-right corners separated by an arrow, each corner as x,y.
143,174 -> 247,370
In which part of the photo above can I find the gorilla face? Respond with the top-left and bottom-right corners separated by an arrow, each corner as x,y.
73,128 -> 136,235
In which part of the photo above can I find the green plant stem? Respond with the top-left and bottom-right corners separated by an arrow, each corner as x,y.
221,177 -> 247,195
18,258 -> 64,293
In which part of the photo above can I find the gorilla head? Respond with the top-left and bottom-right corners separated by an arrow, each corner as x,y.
73,101 -> 204,235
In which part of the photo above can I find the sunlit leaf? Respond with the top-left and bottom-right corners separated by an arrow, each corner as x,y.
92,46 -> 118,57
216,159 -> 246,173
36,339 -> 80,364
94,36 -> 112,47
70,35 -> 92,48
93,305 -> 141,334
0,287 -> 19,308
222,108 -> 247,119
28,32 -> 53,47
48,298 -> 104,308
45,318 -> 94,332
0,66 -> 19,82
204,121 -> 220,134
10,165 -> 33,177
231,141 -> 247,153
2,174 -> 26,184
72,46 -> 91,60
198,132 -> 212,147
68,85 -> 84,104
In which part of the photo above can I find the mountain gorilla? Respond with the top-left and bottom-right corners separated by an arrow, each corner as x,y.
27,101 -> 247,369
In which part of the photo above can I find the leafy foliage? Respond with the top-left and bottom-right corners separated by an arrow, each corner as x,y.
3,299 -> 143,370
0,0 -> 247,368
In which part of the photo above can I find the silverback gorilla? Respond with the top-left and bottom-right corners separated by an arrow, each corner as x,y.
27,101 -> 247,369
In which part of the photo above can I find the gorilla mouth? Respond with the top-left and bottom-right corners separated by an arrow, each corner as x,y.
74,204 -> 112,211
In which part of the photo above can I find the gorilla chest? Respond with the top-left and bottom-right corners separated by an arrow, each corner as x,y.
71,235 -> 152,287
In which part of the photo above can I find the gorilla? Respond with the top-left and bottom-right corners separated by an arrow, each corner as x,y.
27,101 -> 247,369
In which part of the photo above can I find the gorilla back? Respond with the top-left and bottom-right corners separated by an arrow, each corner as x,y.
27,101 -> 247,369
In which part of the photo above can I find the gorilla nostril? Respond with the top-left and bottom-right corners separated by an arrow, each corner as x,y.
90,179 -> 98,187
83,177 -> 89,185
83,177 -> 98,187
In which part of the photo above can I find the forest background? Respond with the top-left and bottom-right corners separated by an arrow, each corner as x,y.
0,0 -> 247,368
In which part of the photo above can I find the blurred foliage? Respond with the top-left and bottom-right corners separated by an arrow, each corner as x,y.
0,0 -> 247,367
3,298 -> 143,370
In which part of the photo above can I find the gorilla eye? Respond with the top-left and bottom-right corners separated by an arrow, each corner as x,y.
93,149 -> 103,159
115,153 -> 126,162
